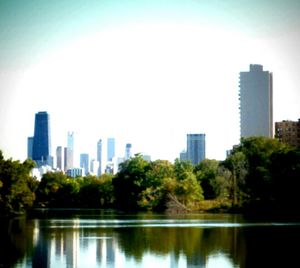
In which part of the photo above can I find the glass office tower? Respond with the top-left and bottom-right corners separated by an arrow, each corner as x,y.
32,111 -> 52,167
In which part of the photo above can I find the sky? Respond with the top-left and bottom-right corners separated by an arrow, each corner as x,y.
0,0 -> 300,165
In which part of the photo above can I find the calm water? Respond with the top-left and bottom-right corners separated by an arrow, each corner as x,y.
1,209 -> 300,268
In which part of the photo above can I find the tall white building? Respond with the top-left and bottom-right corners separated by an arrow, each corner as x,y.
187,134 -> 205,165
65,132 -> 74,171
239,64 -> 273,138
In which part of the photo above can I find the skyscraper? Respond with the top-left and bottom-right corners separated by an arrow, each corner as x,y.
107,138 -> 115,162
27,137 -> 33,159
239,64 -> 273,138
187,134 -> 205,165
32,111 -> 52,167
64,147 -> 68,172
80,153 -> 89,176
125,143 -> 132,160
97,139 -> 102,176
65,132 -> 74,170
56,146 -> 63,171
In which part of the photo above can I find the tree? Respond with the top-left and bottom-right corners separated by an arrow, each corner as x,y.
138,160 -> 174,211
78,174 -> 115,208
195,159 -> 219,199
234,137 -> 288,204
0,151 -> 37,215
270,148 -> 300,212
113,154 -> 150,210
171,159 -> 204,209
223,152 -> 247,207
35,172 -> 68,207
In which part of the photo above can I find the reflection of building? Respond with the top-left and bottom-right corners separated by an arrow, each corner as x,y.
186,254 -> 206,267
65,219 -> 79,268
239,64 -> 273,138
96,237 -> 116,267
275,119 -> 300,148
32,111 -> 53,167
187,134 -> 206,165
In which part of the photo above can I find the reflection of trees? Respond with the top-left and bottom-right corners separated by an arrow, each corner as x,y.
116,226 -> 246,266
13,212 -> 300,268
0,218 -> 35,267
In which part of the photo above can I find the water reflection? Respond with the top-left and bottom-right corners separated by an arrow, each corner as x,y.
1,211 -> 300,267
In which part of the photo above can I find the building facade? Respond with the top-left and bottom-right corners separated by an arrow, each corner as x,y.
107,138 -> 115,162
65,132 -> 74,170
27,137 -> 34,159
80,153 -> 89,176
56,146 -> 63,171
32,111 -> 52,167
97,139 -> 102,176
239,64 -> 273,138
186,134 -> 206,165
275,119 -> 300,148
125,143 -> 132,160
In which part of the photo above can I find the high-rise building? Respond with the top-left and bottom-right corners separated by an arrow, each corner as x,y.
32,111 -> 52,167
27,137 -> 34,159
275,119 -> 300,148
80,153 -> 89,176
125,143 -> 132,160
64,147 -> 68,172
90,159 -> 99,175
65,132 -> 74,170
187,134 -> 205,165
239,64 -> 273,138
107,138 -> 115,162
179,150 -> 187,161
97,139 -> 102,176
56,146 -> 63,171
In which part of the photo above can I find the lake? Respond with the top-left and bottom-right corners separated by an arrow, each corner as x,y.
1,209 -> 300,267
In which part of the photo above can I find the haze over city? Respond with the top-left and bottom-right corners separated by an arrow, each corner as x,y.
0,0 -> 300,163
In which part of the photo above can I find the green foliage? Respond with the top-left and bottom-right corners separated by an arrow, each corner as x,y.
0,151 -> 37,215
224,136 -> 300,212
3,136 -> 299,215
113,154 -> 151,210
195,159 -> 219,199
138,160 -> 174,211
78,174 -> 114,208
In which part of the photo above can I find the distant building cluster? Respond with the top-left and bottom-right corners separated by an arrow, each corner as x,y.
28,64 -> 298,176
27,112 -> 150,179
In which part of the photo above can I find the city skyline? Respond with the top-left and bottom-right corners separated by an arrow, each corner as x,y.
0,1 -> 300,162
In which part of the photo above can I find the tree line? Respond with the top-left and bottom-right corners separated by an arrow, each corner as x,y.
0,136 -> 299,216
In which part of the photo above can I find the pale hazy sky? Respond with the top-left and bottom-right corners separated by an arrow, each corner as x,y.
0,0 -> 300,164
